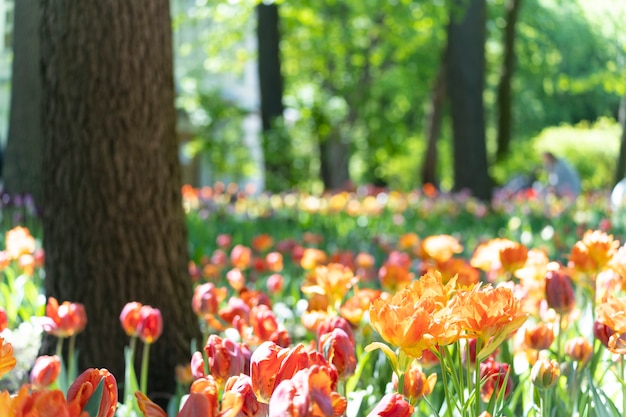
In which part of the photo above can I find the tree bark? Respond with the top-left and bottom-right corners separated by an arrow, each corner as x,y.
3,0 -> 42,204
495,0 -> 523,162
40,0 -> 199,404
446,0 -> 492,200
257,2 -> 291,191
319,132 -> 350,191
614,95 -> 626,186
421,54 -> 447,187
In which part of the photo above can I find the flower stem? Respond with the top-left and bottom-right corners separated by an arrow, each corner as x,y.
556,314 -> 564,364
621,355 -> 626,416
541,388 -> 551,417
474,340 -> 482,417
140,342 -> 151,394
125,336 -> 138,416
68,334 -> 77,381
55,337 -> 63,358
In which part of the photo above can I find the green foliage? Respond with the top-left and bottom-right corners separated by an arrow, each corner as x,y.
533,118 -> 621,191
179,90 -> 256,183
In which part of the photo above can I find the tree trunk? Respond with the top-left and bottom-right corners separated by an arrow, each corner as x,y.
257,2 -> 291,191
40,0 -> 199,405
614,95 -> 626,186
319,132 -> 350,190
446,0 -> 492,200
421,55 -> 447,187
3,0 -> 42,205
495,0 -> 523,162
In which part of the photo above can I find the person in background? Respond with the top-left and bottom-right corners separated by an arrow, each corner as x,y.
542,151 -> 581,198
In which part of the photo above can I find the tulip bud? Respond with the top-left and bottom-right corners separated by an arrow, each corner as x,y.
137,306 -> 163,344
594,320 -> 614,348
544,269 -> 575,315
564,337 -> 593,364
119,301 -> 143,337
265,252 -> 284,273
524,322 -> 555,351
480,358 -> 512,402
531,358 -> 560,389
30,355 -> 61,389
226,268 -> 246,291
191,350 -> 207,380
392,361 -> 437,401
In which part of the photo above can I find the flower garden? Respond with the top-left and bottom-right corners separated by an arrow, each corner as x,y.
2,185 -> 626,416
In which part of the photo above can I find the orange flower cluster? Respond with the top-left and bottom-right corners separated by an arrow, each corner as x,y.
369,271 -> 527,361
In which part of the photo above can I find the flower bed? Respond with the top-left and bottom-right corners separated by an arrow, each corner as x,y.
1,187 -> 626,416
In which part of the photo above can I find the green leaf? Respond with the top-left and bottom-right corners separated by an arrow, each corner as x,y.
83,378 -> 104,417
364,342 -> 399,377
588,372 -> 620,417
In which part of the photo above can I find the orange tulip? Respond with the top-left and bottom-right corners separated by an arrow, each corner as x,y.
524,322 -> 555,351
530,358 -> 560,389
366,393 -> 414,417
19,389 -> 86,417
204,335 -> 246,386
189,376 -> 219,414
300,248 -> 328,270
268,365 -> 346,417
596,294 -> 626,354
226,268 -> 246,291
453,284 -> 527,360
231,244 -> 252,270
252,234 -> 274,253
369,272 -> 460,357
137,306 -> 163,344
41,297 -> 88,338
302,263 -> 357,308
377,263 -> 414,292
178,393 -> 212,417
266,252 -> 284,273
67,368 -> 118,417
565,337 -> 593,364
266,273 -> 284,294
135,391 -> 168,417
419,234 -> 463,263
470,238 -> 528,277
569,230 -> 619,275
250,342 -> 309,403
30,355 -> 61,389
319,328 -> 357,379
0,337 -> 16,378
119,301 -> 143,337
340,288 -> 385,326
393,361 -> 437,401
223,374 -> 269,417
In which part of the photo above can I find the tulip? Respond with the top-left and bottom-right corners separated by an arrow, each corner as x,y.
227,268 -> 246,291
524,322 -> 555,351
223,374 -> 269,417
531,358 -> 560,389
544,269 -> 575,315
319,328 -> 357,379
119,301 -> 143,337
393,361 -> 437,402
0,337 -> 16,378
67,368 -> 118,417
189,376 -> 219,414
594,320 -> 614,348
266,252 -> 284,273
204,335 -> 246,386
231,244 -> 252,269
190,350 -> 206,380
479,357 -> 512,402
216,233 -> 232,249
367,393 -> 414,417
41,297 -> 88,338
250,342 -> 309,403
266,273 -> 284,294
137,306 -> 163,344
30,355 -> 61,389
564,336 -> 593,364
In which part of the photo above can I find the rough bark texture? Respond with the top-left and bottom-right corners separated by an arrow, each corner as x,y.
257,3 -> 291,191
40,1 -> 199,404
3,0 -> 42,204
421,55 -> 447,187
495,0 -> 523,162
446,0 -> 492,200
615,95 -> 626,186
